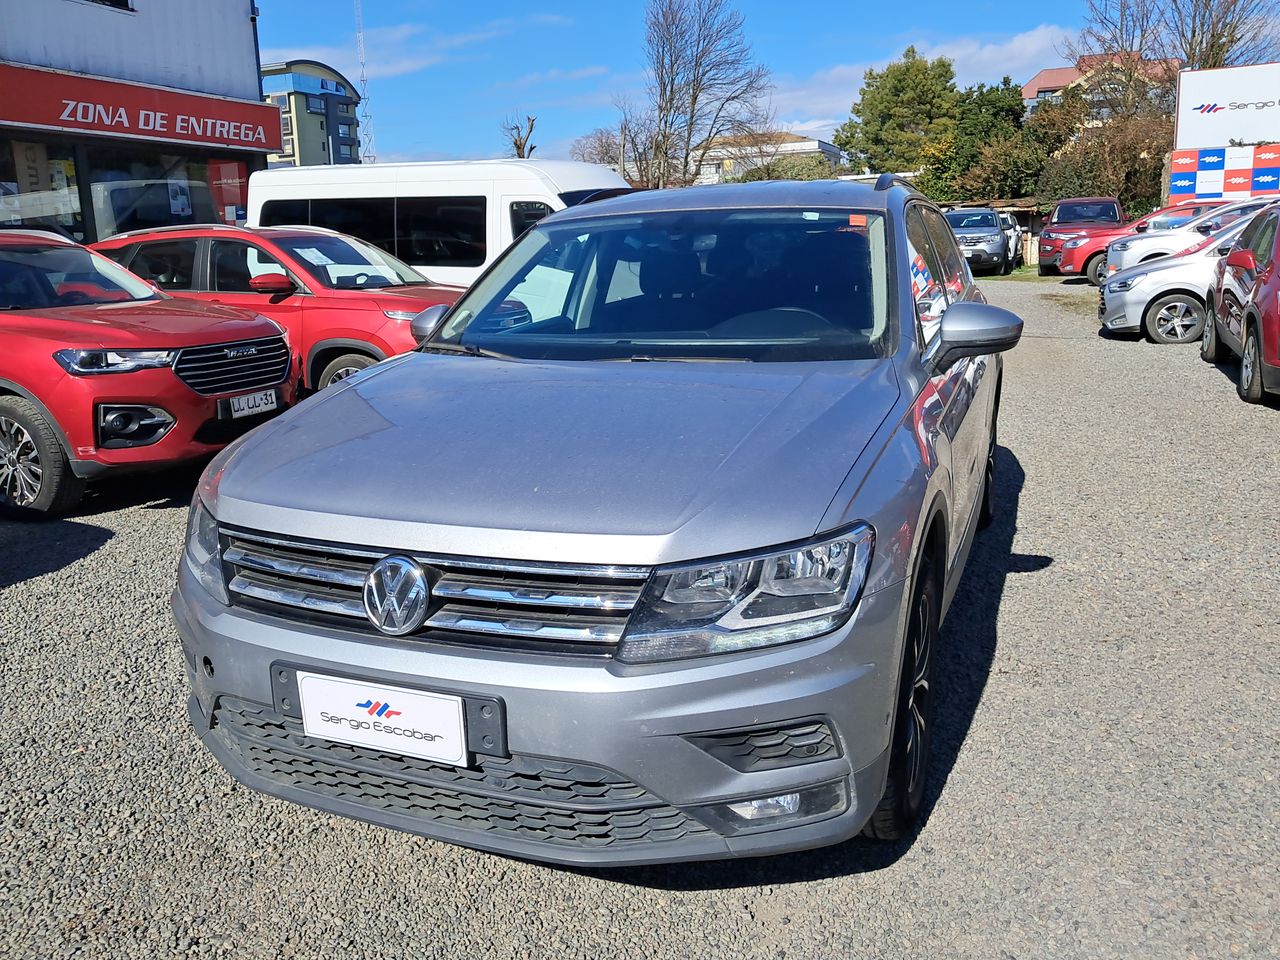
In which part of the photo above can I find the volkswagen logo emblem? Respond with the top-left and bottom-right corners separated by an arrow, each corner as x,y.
363,556 -> 430,636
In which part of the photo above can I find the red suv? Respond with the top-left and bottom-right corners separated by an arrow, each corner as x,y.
92,225 -> 464,390
0,230 -> 295,516
1057,200 -> 1225,286
1203,205 -> 1280,403
1037,197 -> 1126,277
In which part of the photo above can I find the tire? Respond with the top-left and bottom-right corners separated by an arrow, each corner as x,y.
1085,254 -> 1106,287
1200,308 -> 1230,364
1037,263 -> 1052,277
317,353 -> 376,389
0,396 -> 85,519
1000,251 -> 1012,276
1143,294 -> 1206,345
862,555 -> 939,840
978,424 -> 996,531
1238,326 -> 1264,403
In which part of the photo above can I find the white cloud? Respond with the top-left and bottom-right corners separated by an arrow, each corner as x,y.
770,24 -> 1075,143
501,65 -> 609,89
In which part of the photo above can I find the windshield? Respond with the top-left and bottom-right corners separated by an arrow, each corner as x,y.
434,208 -> 890,363
1052,201 -> 1120,224
945,211 -> 997,230
0,243 -> 158,310
272,234 -> 428,289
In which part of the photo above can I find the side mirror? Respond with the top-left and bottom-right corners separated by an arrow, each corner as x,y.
248,273 -> 296,295
1134,222 -> 1149,232
1226,248 -> 1257,272
1195,221 -> 1215,235
1215,244 -> 1234,257
925,301 -> 1024,374
410,303 -> 449,342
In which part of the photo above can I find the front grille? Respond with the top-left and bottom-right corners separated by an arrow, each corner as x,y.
689,719 -> 839,772
174,335 -> 290,396
959,235 -> 984,247
221,528 -> 649,654
214,698 -> 711,849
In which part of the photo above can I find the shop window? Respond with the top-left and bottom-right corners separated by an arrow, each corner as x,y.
130,240 -> 198,291
0,138 -> 85,241
396,196 -> 487,267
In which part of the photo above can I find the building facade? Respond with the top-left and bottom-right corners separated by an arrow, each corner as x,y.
261,60 -> 360,168
0,0 -> 280,242
694,132 -> 842,184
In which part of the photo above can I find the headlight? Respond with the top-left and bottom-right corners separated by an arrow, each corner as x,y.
617,525 -> 875,663
184,495 -> 228,604
1112,240 -> 1133,252
384,309 -> 419,321
1042,231 -> 1073,241
53,348 -> 175,375
1063,238 -> 1089,249
1107,273 -> 1147,293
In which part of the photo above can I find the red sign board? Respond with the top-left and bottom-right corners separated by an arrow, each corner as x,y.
0,61 -> 281,153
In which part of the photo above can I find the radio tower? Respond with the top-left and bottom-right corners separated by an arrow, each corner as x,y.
354,0 -> 376,162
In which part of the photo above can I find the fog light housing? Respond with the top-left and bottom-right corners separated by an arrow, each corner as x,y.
97,404 -> 174,448
694,780 -> 850,835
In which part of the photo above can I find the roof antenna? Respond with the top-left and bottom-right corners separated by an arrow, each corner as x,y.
354,0 -> 376,163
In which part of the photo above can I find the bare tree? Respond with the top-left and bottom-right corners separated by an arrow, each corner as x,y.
570,127 -> 622,168
642,0 -> 772,187
501,115 -> 537,159
1063,0 -> 1173,118
616,96 -> 662,187
1160,0 -> 1280,69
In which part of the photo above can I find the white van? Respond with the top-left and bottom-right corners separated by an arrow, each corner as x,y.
246,160 -> 630,287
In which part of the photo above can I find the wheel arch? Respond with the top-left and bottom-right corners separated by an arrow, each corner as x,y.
305,339 -> 387,389
0,379 -> 73,458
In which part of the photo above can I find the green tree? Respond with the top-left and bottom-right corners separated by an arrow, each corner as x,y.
833,46 -> 958,173
952,79 -> 1025,172
914,135 -> 967,202
738,153 -> 841,182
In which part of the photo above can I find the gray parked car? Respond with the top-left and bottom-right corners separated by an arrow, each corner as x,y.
944,208 -> 1012,274
174,179 -> 1023,866
1099,216 -> 1256,343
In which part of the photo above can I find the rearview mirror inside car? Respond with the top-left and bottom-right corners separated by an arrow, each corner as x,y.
1225,248 -> 1257,272
411,303 -> 449,342
925,301 -> 1024,374
248,273 -> 296,295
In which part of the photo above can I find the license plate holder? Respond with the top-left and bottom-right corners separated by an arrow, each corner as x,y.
269,662 -> 508,761
221,388 -> 280,420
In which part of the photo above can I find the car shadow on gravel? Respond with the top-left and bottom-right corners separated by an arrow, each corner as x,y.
594,448 -> 1051,891
73,461 -> 209,517
0,518 -> 113,589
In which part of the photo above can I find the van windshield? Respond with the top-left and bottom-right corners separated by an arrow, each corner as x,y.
431,208 -> 890,363
272,234 -> 429,289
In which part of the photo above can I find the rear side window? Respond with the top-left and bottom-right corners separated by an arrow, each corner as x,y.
130,239 -> 198,291
511,201 -> 552,241
396,197 -> 486,267
210,241 -> 288,292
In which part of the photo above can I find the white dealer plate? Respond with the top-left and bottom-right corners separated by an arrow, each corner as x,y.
296,672 -> 467,765
228,389 -> 279,419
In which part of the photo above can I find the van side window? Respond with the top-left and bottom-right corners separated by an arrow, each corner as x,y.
259,199 -> 310,227
396,197 -> 486,268
511,201 -> 552,241
306,198 -> 397,256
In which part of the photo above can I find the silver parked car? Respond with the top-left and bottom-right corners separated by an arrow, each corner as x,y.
1106,198 -> 1271,277
1099,216 -> 1258,343
998,212 -> 1024,267
173,179 -> 1023,866
944,208 -> 1012,274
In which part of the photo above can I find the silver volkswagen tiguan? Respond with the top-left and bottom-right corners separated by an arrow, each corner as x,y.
174,179 -> 1023,866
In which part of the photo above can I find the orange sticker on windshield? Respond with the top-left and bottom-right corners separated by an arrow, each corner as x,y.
848,214 -> 867,226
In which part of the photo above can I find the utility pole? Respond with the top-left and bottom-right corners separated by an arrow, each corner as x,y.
354,0 -> 376,163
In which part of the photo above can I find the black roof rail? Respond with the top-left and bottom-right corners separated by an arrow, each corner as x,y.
874,173 -> 919,194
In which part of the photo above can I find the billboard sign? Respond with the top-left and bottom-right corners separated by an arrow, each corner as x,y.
1175,62 -> 1280,150
1168,145 -> 1280,202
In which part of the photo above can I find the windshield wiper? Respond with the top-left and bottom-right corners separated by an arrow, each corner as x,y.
419,341 -> 515,360
607,355 -> 752,363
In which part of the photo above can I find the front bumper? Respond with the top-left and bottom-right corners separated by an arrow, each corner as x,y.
962,246 -> 1004,267
172,560 -> 906,866
1098,284 -> 1143,332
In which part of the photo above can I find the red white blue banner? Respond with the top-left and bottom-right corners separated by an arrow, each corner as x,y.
1169,145 -> 1280,201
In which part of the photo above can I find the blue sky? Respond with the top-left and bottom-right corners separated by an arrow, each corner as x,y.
258,0 -> 1086,161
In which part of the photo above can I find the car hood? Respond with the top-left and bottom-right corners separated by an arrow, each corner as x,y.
4,296 -> 282,348
1107,254 -> 1202,287
366,284 -> 465,313
213,353 -> 900,566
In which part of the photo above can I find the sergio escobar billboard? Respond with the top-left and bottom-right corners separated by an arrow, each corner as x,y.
1176,62 -> 1280,150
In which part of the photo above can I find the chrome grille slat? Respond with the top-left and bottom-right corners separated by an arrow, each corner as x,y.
174,335 -> 290,396
220,529 -> 650,652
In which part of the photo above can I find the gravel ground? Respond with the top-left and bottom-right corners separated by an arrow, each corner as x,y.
1,278 -> 1276,959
